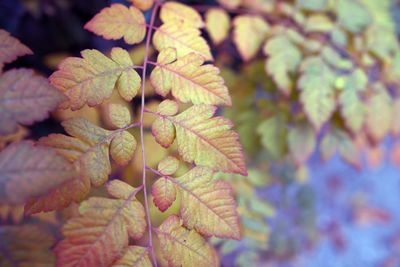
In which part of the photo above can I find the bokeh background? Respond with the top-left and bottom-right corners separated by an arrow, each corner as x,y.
1,0 -> 400,266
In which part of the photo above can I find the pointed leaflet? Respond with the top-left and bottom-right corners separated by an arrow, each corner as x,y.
233,15 -> 269,61
55,180 -> 146,267
25,118 -> 125,214
0,141 -> 76,204
112,246 -> 152,267
0,69 -> 64,135
85,4 -> 146,44
288,123 -> 316,165
50,47 -> 140,110
160,2 -> 204,28
0,29 -> 32,70
205,8 -> 231,45
0,224 -> 55,266
163,105 -> 246,175
150,48 -> 231,105
298,56 -> 336,130
156,215 -> 219,267
153,21 -> 213,61
175,167 -> 240,239
320,128 -> 360,167
264,35 -> 301,95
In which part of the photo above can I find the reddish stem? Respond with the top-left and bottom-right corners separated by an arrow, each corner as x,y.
140,2 -> 161,266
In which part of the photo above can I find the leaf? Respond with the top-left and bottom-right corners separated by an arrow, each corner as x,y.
175,167 -> 240,239
152,177 -> 176,212
110,131 -> 137,166
0,141 -> 76,205
288,123 -> 316,165
157,99 -> 179,116
151,117 -> 176,148
205,8 -> 231,45
153,21 -> 213,61
156,215 -> 219,267
0,29 -> 32,70
50,47 -> 140,110
365,83 -> 392,142
233,15 -> 269,61
257,115 -> 288,159
160,2 -> 204,28
305,14 -> 334,32
298,56 -> 336,130
85,4 -> 146,45
338,69 -> 367,133
107,103 -> 132,129
264,35 -> 301,95
0,224 -> 55,266
320,128 -> 360,167
55,181 -> 146,267
150,48 -> 231,105
217,0 -> 241,9
337,0 -> 371,33
158,156 -> 180,176
129,0 -> 154,11
112,246 -> 152,267
166,105 -> 247,175
0,69 -> 64,135
25,118 -> 115,214
297,0 -> 328,11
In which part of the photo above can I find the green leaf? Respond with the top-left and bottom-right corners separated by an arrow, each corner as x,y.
297,0 -> 328,11
288,123 -> 316,165
257,115 -> 287,159
337,0 -> 371,33
298,57 -> 336,130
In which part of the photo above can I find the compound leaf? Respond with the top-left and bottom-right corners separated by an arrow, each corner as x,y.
50,48 -> 140,110
85,4 -> 146,44
157,215 -> 219,267
150,48 -> 231,105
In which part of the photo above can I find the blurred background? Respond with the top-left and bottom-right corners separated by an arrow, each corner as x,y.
1,0 -> 400,266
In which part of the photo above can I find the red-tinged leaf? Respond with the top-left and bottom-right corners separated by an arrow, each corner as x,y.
112,246 -> 152,267
157,99 -> 179,116
85,4 -> 146,45
0,29 -> 32,70
166,105 -> 247,175
175,167 -> 240,239
152,177 -> 176,212
0,69 -> 64,135
151,117 -> 176,148
129,0 -> 154,11
50,48 -> 140,110
0,141 -> 76,204
156,215 -> 219,267
55,181 -> 146,267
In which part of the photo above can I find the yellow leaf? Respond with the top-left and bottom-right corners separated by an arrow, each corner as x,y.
157,99 -> 179,116
150,48 -> 231,105
151,177 -> 177,212
129,0 -> 154,11
50,48 -> 140,110
166,105 -> 247,175
56,182 -> 146,267
153,22 -> 213,61
85,4 -> 146,44
156,215 -> 219,267
107,103 -> 132,129
205,8 -> 231,45
151,117 -> 176,148
0,69 -> 64,135
113,246 -> 152,267
158,156 -> 180,175
110,131 -> 137,166
175,167 -> 240,239
233,15 -> 269,61
0,141 -> 76,204
160,2 -> 204,28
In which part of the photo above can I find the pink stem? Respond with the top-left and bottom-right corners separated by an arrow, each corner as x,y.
140,2 -> 161,266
